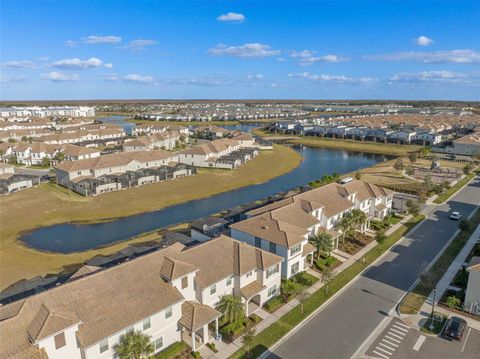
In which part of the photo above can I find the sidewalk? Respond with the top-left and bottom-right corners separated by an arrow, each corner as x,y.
210,216 -> 416,359
402,224 -> 480,333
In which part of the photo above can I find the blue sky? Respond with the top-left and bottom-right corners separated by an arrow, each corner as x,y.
1,1 -> 479,100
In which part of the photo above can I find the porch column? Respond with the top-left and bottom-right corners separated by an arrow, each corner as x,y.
191,331 -> 196,352
215,318 -> 219,339
245,299 -> 249,317
202,325 -> 209,343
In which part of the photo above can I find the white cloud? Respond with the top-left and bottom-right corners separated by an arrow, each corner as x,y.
246,74 -> 264,80
3,60 -> 36,69
123,74 -> 155,84
103,74 -> 119,81
208,43 -> 280,58
65,40 -> 77,47
217,12 -> 245,23
41,71 -> 79,82
104,63 -> 113,69
288,72 -> 377,85
120,39 -> 158,51
389,70 -> 479,85
415,35 -> 434,46
290,50 -> 347,66
83,35 -> 122,44
50,57 -> 109,70
0,74 -> 27,83
276,57 -> 287,62
365,49 -> 480,64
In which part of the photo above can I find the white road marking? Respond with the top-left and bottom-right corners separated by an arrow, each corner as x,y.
375,346 -> 393,355
387,331 -> 404,340
392,324 -> 409,333
378,342 -> 396,352
389,328 -> 407,336
385,335 -> 401,343
382,339 -> 399,348
393,321 -> 410,329
372,350 -> 390,359
412,335 -> 426,351
461,328 -> 472,353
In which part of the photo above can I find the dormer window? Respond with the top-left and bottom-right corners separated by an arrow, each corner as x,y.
181,276 -> 188,289
99,339 -> 109,354
54,332 -> 66,349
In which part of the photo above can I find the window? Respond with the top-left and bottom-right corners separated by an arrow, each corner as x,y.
266,264 -> 279,279
291,262 -> 300,275
54,332 -> 66,350
226,276 -> 233,286
290,243 -> 301,256
255,237 -> 261,248
210,284 -> 216,295
165,306 -> 173,319
269,242 -> 276,254
154,337 -> 163,350
181,276 -> 188,289
126,327 -> 134,335
143,318 -> 151,330
99,339 -> 109,354
268,285 -> 277,297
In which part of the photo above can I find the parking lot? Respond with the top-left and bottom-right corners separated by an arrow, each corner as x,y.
365,318 -> 480,359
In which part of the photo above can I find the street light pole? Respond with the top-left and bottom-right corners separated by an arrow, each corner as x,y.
429,286 -> 437,330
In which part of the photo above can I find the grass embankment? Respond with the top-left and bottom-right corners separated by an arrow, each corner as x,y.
229,215 -> 425,359
433,171 -> 478,204
399,209 -> 480,315
0,145 -> 301,290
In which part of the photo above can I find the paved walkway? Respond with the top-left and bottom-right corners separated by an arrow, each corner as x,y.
209,216 -> 416,359
402,224 -> 480,333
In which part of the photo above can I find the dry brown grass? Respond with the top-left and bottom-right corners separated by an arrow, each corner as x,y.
0,145 -> 301,289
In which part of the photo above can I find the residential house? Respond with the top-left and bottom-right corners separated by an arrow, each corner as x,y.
387,130 -> 417,144
230,180 -> 393,279
435,133 -> 480,157
190,217 -> 230,242
0,235 -> 282,358
464,257 -> 480,316
413,131 -> 443,145
0,163 -> 38,195
55,149 -> 195,196
123,132 -> 182,152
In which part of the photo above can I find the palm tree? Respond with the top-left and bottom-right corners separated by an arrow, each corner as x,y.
308,232 -> 333,259
337,215 -> 353,243
113,331 -> 154,359
350,209 -> 368,237
216,294 -> 245,325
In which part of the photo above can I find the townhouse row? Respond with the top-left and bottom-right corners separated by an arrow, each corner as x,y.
0,236 -> 283,359
0,163 -> 39,195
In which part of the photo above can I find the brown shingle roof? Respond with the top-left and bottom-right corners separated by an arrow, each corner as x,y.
240,281 -> 265,299
178,301 -> 221,332
160,257 -> 198,282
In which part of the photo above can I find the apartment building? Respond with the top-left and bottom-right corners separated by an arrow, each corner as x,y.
123,131 -> 183,152
0,106 -> 95,119
230,180 -> 393,279
178,139 -> 258,170
0,163 -> 38,195
464,257 -> 480,316
433,133 -> 480,157
38,127 -> 126,147
133,123 -> 189,136
55,149 -> 195,196
0,236 -> 282,358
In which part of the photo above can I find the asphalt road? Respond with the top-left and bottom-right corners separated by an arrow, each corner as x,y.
267,176 -> 480,359
366,317 -> 480,359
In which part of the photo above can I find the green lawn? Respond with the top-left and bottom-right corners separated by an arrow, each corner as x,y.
229,215 -> 424,359
400,208 -> 480,315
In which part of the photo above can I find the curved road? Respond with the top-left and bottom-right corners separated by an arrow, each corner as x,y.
267,176 -> 480,359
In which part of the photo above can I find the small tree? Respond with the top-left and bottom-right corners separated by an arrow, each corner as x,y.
445,295 -> 461,309
406,199 -> 420,217
322,267 -> 333,294
463,163 -> 472,175
281,280 -> 298,301
113,331 -> 154,359
297,286 -> 310,313
394,158 -> 404,172
216,295 -> 245,325
459,219 -> 471,232
242,325 -> 256,356
375,230 -> 387,244
408,152 -> 417,163
406,166 -> 415,176
355,171 -> 362,180
40,157 -> 51,168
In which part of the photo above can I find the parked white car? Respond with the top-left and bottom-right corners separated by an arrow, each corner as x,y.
450,211 -> 462,220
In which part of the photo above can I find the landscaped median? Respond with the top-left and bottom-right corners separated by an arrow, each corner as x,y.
399,208 -> 480,315
229,214 -> 425,359
433,170 -> 479,204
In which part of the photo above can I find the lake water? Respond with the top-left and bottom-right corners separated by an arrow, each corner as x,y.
21,145 -> 389,253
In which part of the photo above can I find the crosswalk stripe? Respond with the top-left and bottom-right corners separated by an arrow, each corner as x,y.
385,335 -> 401,343
392,324 -> 409,333
389,328 -> 406,336
372,350 -> 390,359
387,331 -> 404,340
378,342 -> 396,352
382,339 -> 399,348
394,321 -> 410,329
375,346 -> 393,355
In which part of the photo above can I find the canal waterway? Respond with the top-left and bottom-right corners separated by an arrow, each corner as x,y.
21,145 -> 389,253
